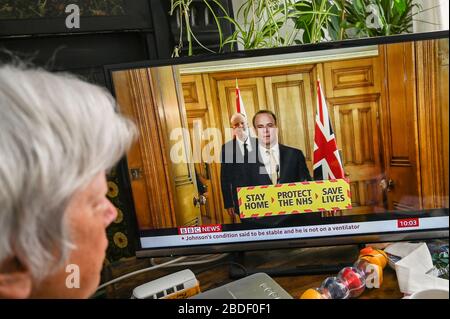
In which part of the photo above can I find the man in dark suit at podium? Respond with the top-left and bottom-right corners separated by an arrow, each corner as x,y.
251,110 -> 312,185
220,113 -> 257,222
246,110 -> 312,227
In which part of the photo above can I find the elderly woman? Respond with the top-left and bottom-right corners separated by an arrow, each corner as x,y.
0,65 -> 136,298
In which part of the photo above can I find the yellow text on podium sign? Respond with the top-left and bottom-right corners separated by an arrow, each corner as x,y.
237,179 -> 352,218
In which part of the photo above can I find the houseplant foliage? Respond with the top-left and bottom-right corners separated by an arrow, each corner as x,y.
170,0 -> 427,56
341,0 -> 421,38
222,0 -> 301,50
289,0 -> 342,44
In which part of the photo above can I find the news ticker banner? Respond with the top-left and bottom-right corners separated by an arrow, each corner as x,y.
139,216 -> 448,249
237,179 -> 352,218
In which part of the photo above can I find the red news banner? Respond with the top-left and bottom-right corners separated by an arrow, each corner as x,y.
397,218 -> 419,228
237,179 -> 352,218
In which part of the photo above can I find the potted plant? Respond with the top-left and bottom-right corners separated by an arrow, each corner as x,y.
340,0 -> 421,38
169,0 -> 436,56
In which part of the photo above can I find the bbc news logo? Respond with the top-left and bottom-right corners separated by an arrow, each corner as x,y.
178,224 -> 222,235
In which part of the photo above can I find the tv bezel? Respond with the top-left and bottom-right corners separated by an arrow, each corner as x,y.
104,30 -> 449,258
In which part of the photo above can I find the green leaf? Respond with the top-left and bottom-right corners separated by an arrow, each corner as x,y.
203,0 -> 224,50
354,0 -> 365,15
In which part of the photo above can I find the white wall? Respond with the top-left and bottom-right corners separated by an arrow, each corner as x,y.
413,0 -> 449,32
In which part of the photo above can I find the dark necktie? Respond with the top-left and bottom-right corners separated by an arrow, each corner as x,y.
243,142 -> 248,163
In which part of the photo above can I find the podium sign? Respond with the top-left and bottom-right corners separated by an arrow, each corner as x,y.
237,179 -> 352,218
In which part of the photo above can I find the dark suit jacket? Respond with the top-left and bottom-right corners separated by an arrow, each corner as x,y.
250,143 -> 312,185
220,137 -> 258,213
244,143 -> 312,227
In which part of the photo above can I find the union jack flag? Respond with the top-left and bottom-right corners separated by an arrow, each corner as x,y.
235,79 -> 247,118
313,79 -> 344,180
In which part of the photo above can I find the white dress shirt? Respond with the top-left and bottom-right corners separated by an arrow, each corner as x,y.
259,143 -> 280,178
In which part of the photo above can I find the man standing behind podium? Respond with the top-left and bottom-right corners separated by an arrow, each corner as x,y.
220,113 -> 257,221
252,110 -> 312,186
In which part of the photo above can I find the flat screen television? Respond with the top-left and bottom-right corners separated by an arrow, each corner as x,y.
105,31 -> 449,267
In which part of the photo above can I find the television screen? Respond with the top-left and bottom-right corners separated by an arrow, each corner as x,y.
106,31 -> 449,258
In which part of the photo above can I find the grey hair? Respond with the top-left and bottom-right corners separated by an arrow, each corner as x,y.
0,64 -> 137,281
230,112 -> 246,122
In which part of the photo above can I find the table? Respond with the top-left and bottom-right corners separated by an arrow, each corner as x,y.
101,245 -> 403,299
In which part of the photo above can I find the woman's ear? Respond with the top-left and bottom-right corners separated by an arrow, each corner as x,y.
0,257 -> 32,299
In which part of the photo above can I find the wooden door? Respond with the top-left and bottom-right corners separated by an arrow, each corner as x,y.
379,42 -> 421,211
216,77 -> 267,140
181,74 -> 223,224
112,68 -> 176,229
151,66 -> 202,226
213,64 -> 385,214
264,72 -> 316,172
329,95 -> 383,214
323,57 -> 385,214
112,66 -> 202,228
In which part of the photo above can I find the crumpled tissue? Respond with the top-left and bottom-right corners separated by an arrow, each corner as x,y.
384,242 -> 448,295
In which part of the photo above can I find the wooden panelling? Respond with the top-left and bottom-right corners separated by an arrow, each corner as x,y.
393,201 -> 416,211
150,66 -> 202,226
350,182 -> 360,207
209,65 -> 315,81
184,90 -> 220,222
201,74 -> 233,224
265,73 -> 315,164
331,65 -> 374,90
379,42 -> 421,210
182,74 -> 207,110
181,74 -> 233,225
336,104 -> 377,166
182,81 -> 199,104
438,39 -> 449,207
358,107 -> 375,164
112,68 -> 176,230
322,54 -> 387,215
387,45 -> 416,167
112,66 -> 205,229
216,77 -> 267,140
338,108 -> 356,165
363,180 -> 379,206
416,39 -> 449,209
324,57 -> 381,98
345,179 -> 380,215
207,69 -> 318,220
208,60 -> 387,216
329,94 -> 382,214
